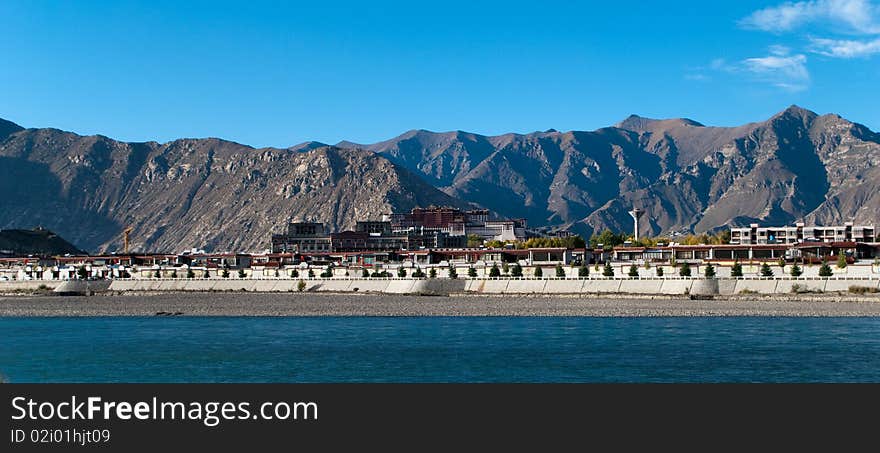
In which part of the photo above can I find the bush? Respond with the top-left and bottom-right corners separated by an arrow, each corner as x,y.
819,261 -> 833,277
238,269 -> 246,279
628,264 -> 639,278
155,269 -> 162,279
204,270 -> 211,279
361,269 -> 369,278
849,286 -> 879,294
656,266 -> 664,277
448,266 -> 458,279
489,264 -> 501,278
789,263 -> 803,277
534,267 -> 543,278
398,268 -> 407,278
274,269 -> 280,278
555,263 -> 566,278
837,254 -> 848,269
321,269 -> 333,278
468,267 -> 477,278
412,267 -> 425,278
429,268 -> 437,279
704,263 -> 715,278
731,261 -> 743,277
222,269 -> 230,279
307,269 -> 315,278
511,264 -> 523,277
297,279 -> 306,292
290,269 -> 299,278
679,262 -> 691,277
760,263 -> 773,277
578,265 -> 589,277
502,262 -> 510,275
602,262 -> 614,277
186,269 -> 195,279
77,266 -> 88,279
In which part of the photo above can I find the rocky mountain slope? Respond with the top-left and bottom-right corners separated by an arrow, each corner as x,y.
0,228 -> 83,256
0,127 -> 467,253
1,105 -> 877,252
340,106 -> 880,238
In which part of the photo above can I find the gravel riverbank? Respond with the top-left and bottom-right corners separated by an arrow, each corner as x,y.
2,292 -> 880,316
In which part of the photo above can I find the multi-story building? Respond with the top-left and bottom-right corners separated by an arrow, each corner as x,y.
730,222 -> 876,245
270,222 -> 331,253
385,207 -> 527,242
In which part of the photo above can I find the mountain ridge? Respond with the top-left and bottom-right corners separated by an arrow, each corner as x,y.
1,105 -> 877,252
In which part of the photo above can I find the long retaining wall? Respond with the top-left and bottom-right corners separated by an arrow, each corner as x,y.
103,277 -> 880,296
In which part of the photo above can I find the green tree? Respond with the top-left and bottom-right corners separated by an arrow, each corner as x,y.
836,253 -> 848,269
187,269 -> 195,279
760,263 -> 774,277
361,268 -> 370,278
204,270 -> 210,279
238,269 -> 246,279
429,268 -> 437,279
307,269 -> 314,278
789,263 -> 803,277
704,263 -> 716,278
602,262 -> 614,277
171,270 -> 178,279
819,260 -> 833,277
731,261 -> 743,277
628,264 -> 639,278
155,269 -> 162,279
511,263 -> 523,277
290,269 -> 299,278
589,230 -> 627,250
534,266 -> 543,278
656,266 -> 664,277
413,267 -> 425,278
397,267 -> 407,278
502,262 -> 510,275
222,269 -> 230,278
448,266 -> 458,279
297,279 -> 306,292
578,265 -> 589,277
77,266 -> 88,279
555,263 -> 566,278
467,234 -> 483,248
679,262 -> 691,277
489,264 -> 501,278
467,267 -> 477,278
274,269 -> 280,278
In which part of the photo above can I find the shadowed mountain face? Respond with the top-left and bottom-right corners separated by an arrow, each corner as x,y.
0,105 -> 877,252
340,106 -> 880,238
0,121 -> 467,253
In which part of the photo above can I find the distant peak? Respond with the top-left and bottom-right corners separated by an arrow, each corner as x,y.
775,105 -> 818,119
615,114 -> 704,132
288,141 -> 329,152
0,118 -> 24,139
768,105 -> 818,125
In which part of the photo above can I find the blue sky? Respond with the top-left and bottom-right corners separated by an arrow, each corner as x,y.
2,0 -> 879,147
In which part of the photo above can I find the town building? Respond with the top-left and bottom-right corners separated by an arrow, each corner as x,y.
385,207 -> 527,242
730,222 -> 876,245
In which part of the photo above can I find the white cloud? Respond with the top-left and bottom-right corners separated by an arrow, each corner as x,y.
705,48 -> 811,91
740,0 -> 880,34
742,53 -> 810,91
810,36 -> 880,56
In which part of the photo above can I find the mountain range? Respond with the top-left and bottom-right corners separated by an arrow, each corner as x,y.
0,106 -> 877,253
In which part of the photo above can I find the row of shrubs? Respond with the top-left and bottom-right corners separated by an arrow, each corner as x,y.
146,259 -> 845,280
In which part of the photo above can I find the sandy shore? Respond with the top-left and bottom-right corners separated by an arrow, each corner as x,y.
1,292 -> 880,316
